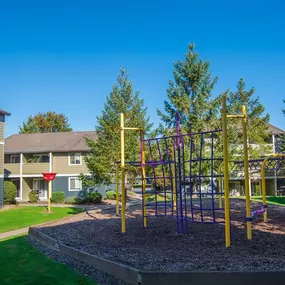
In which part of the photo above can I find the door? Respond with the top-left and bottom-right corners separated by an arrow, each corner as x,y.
11,179 -> 20,199
33,179 -> 48,200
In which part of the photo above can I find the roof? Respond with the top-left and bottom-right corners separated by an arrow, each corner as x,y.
5,131 -> 96,154
0,108 -> 11,116
267,123 -> 285,135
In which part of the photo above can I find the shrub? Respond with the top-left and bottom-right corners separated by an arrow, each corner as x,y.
106,190 -> 117,200
64,196 -> 85,204
29,190 -> 38,203
84,192 -> 102,204
51,192 -> 65,203
4,181 -> 17,204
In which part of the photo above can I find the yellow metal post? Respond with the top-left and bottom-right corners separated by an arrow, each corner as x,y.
261,157 -> 268,222
222,96 -> 231,248
242,105 -> 252,240
115,163 -> 119,216
140,130 -> 147,227
261,154 -> 285,222
120,113 -> 126,233
171,151 -> 177,211
218,162 -> 224,209
48,180 -> 51,213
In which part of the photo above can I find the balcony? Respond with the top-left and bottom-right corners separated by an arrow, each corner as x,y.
4,163 -> 20,176
22,163 -> 49,175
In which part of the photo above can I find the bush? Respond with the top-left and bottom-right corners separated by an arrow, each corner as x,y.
106,190 -> 117,200
4,181 -> 17,204
29,190 -> 38,203
64,196 -> 85,205
51,192 -> 65,203
84,192 -> 102,204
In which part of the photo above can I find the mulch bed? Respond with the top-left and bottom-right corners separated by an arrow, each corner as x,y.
31,199 -> 285,272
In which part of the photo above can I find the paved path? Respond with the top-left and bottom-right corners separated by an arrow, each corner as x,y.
0,227 -> 30,240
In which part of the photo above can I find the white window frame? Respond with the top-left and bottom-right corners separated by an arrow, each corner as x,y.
69,152 -> 82,166
33,178 -> 48,200
10,155 -> 20,163
68,177 -> 83,192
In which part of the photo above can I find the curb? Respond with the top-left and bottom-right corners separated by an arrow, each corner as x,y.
28,227 -> 139,285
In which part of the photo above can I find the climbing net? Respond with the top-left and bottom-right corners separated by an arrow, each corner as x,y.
141,121 -> 224,233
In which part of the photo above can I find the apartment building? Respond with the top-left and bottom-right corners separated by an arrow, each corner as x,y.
0,108 -> 11,207
4,131 -> 96,201
229,123 -> 285,196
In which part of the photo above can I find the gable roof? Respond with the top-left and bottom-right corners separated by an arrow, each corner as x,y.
5,131 -> 96,154
0,108 -> 11,116
267,123 -> 285,135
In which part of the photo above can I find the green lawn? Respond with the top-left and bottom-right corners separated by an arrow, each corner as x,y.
0,235 -> 96,285
251,196 -> 285,206
0,206 -> 84,233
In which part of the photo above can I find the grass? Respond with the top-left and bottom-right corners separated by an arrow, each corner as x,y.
146,194 -> 172,202
0,206 -> 84,233
232,195 -> 285,206
0,235 -> 96,285
251,196 -> 285,206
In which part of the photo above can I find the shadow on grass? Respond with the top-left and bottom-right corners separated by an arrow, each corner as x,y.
0,235 -> 96,285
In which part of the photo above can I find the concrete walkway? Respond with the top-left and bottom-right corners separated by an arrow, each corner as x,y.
0,227 -> 30,240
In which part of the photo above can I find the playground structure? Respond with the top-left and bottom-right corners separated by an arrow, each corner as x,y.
116,96 -> 285,247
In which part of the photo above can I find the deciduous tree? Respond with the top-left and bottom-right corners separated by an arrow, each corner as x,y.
19,112 -> 72,133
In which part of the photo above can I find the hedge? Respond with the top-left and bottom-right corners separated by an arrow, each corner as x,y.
51,192 -> 65,203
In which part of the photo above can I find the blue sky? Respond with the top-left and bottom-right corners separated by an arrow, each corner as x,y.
1,0 -> 285,137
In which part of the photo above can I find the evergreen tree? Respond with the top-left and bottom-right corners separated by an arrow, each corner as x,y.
83,68 -> 152,187
157,43 -> 219,133
226,78 -> 270,158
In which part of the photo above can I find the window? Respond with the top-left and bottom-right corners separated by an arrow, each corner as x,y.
33,154 -> 49,163
69,153 -> 82,165
11,155 -> 20,163
69,177 -> 82,191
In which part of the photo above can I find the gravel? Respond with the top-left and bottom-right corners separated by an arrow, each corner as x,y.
29,199 -> 285,275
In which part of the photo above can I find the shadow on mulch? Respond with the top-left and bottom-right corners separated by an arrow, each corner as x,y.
31,199 -> 285,272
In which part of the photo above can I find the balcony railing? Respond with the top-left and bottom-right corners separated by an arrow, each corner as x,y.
4,163 -> 20,176
22,163 -> 49,174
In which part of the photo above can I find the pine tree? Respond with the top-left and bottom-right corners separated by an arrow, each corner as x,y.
82,68 -> 152,187
226,78 -> 270,158
157,43 -> 219,133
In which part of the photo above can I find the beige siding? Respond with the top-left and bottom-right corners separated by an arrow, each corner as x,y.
4,163 -> 20,175
0,122 -> 4,140
22,163 -> 49,174
22,178 -> 32,201
53,152 -> 89,174
0,145 -> 3,174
